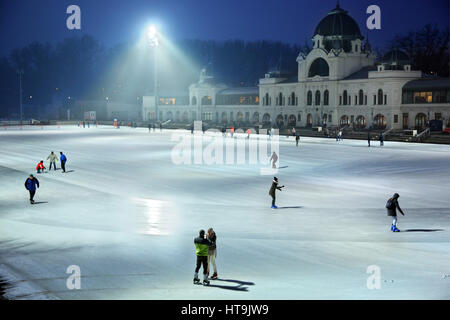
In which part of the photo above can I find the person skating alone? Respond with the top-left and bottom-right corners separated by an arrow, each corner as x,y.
194,229 -> 212,285
206,228 -> 218,280
47,151 -> 58,170
60,152 -> 67,173
269,177 -> 284,209
24,174 -> 39,204
386,193 -> 405,232
379,133 -> 384,146
367,131 -> 371,147
269,151 -> 278,169
295,134 -> 300,147
36,160 -> 45,173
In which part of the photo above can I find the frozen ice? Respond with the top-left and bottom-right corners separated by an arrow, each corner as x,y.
0,125 -> 449,299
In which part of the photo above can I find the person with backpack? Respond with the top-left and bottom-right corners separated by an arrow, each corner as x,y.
24,174 -> 39,204
386,193 -> 405,232
194,229 -> 212,285
60,152 -> 67,173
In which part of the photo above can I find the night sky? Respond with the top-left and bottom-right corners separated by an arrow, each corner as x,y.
1,0 -> 449,55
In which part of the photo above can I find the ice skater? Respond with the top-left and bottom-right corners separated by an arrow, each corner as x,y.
206,228 -> 218,280
269,177 -> 284,209
295,134 -> 300,147
194,229 -> 212,285
36,160 -> 45,173
47,151 -> 58,170
386,193 -> 405,232
60,152 -> 67,173
367,131 -> 371,147
269,151 -> 278,168
24,174 -> 39,204
379,133 -> 384,146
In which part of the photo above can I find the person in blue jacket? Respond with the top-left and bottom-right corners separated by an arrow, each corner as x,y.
60,152 -> 67,173
24,174 -> 39,204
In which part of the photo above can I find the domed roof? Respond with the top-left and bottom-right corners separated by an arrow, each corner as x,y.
381,48 -> 410,65
314,4 -> 362,39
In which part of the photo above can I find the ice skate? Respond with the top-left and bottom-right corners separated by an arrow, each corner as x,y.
193,277 -> 200,284
271,205 -> 277,209
211,272 -> 218,280
393,226 -> 400,232
203,279 -> 210,286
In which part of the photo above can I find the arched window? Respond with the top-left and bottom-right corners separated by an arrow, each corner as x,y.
355,115 -> 366,129
237,112 -> 244,122
291,92 -> 295,106
340,115 -> 349,126
306,114 -> 313,126
253,112 -> 259,123
359,90 -> 364,105
315,90 -> 321,105
191,96 -> 197,106
307,90 -> 312,105
324,90 -> 329,105
264,93 -> 269,106
415,113 -> 427,129
276,114 -> 284,128
278,92 -> 283,106
262,113 -> 271,125
308,58 -> 329,77
343,90 -> 348,105
288,115 -> 296,126
378,89 -> 383,105
374,114 -> 387,129
221,112 -> 227,123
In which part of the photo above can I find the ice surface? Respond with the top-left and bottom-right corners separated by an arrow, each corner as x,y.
0,125 -> 449,299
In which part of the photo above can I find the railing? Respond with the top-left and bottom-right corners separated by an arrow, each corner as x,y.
382,128 -> 394,137
415,128 -> 430,142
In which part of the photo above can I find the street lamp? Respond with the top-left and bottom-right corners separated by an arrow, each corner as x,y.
147,25 -> 159,122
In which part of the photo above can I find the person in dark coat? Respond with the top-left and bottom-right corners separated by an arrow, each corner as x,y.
24,174 -> 39,204
386,193 -> 405,232
379,133 -> 384,146
367,131 -> 371,147
159,122 -> 162,132
269,177 -> 284,209
295,134 -> 300,147
60,152 -> 67,173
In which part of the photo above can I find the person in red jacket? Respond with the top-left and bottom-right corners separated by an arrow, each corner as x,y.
36,160 -> 45,173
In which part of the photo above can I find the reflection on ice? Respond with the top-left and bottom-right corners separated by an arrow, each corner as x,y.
133,198 -> 166,235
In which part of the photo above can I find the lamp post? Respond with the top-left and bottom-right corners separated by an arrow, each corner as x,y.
17,69 -> 24,123
147,25 -> 159,123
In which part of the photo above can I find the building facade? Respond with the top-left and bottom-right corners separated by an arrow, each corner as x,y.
142,4 -> 450,130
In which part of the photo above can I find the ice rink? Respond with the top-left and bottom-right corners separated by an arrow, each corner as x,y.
0,125 -> 449,299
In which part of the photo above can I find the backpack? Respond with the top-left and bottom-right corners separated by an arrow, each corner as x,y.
386,198 -> 395,209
